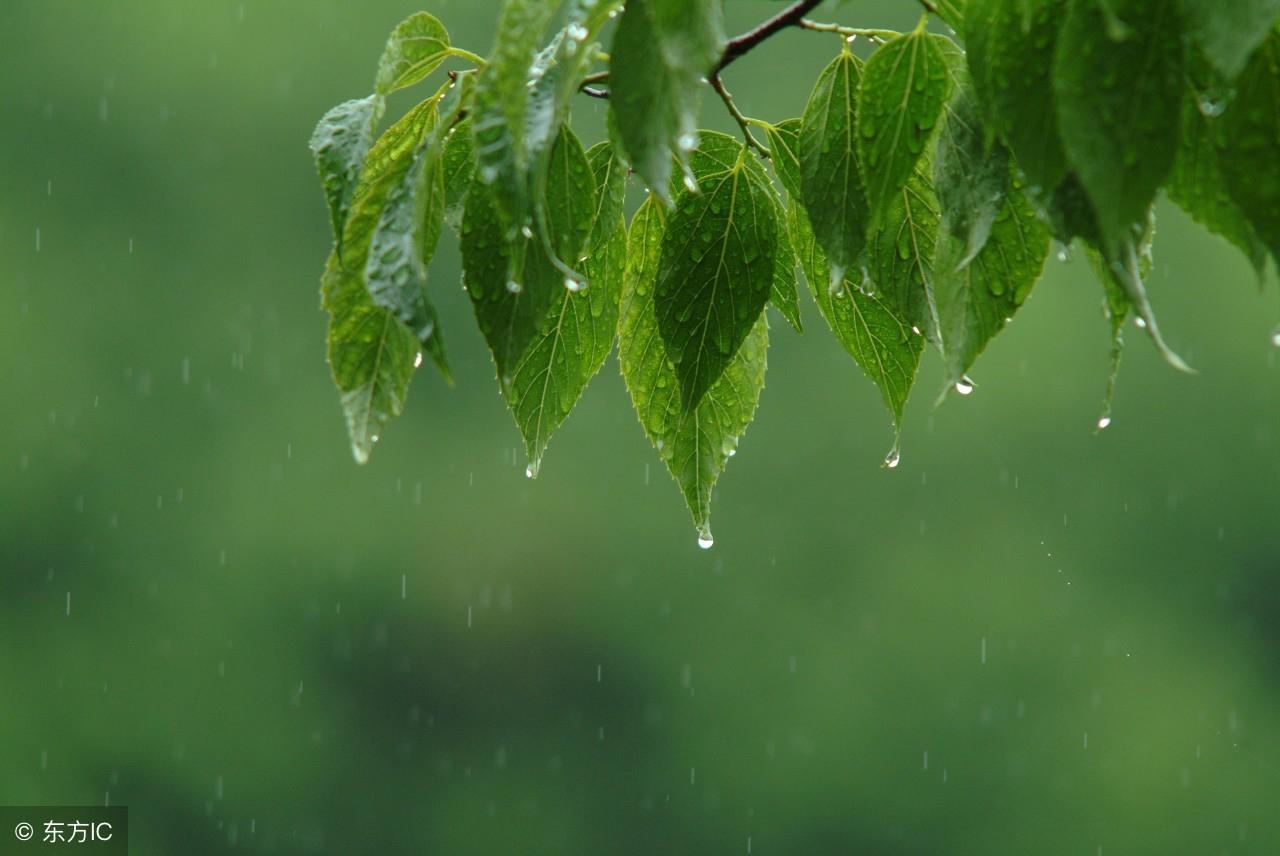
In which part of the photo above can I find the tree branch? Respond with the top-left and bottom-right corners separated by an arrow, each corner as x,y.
715,0 -> 825,74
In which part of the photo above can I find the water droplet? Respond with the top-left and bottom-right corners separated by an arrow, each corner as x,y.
955,377 -> 974,396
525,461 -> 539,479
1096,416 -> 1112,430
682,172 -> 698,193
697,531 -> 714,550
506,280 -> 522,294
521,225 -> 534,239
1134,316 -> 1147,329
1270,327 -> 1280,347
564,277 -> 586,292
413,352 -> 424,368
479,165 -> 498,184
567,23 -> 589,41
884,446 -> 901,468
677,133 -> 697,152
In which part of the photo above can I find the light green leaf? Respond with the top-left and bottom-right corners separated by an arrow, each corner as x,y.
799,49 -> 868,284
1053,0 -> 1185,255
1219,32 -> 1280,268
471,0 -> 559,231
620,197 -> 768,547
375,12 -> 451,96
934,82 -> 1009,269
1101,213 -> 1193,374
609,0 -> 725,203
442,118 -> 475,232
792,200 -> 922,441
770,209 -> 803,333
585,141 -> 628,251
463,125 -> 595,385
765,118 -> 803,200
320,99 -> 439,463
654,132 -> 777,413
934,180 -> 1050,392
934,0 -> 965,33
1178,0 -> 1280,81
866,163 -> 942,344
1169,71 -> 1268,277
857,26 -> 952,229
964,0 -> 1068,194
310,94 -> 385,258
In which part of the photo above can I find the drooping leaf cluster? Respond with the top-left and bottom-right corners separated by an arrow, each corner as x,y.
310,1 -> 1280,545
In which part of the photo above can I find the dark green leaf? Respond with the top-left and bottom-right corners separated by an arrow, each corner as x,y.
320,100 -> 438,463
1053,0 -> 1185,255
964,0 -> 1068,193
934,180 -> 1050,392
792,200 -> 922,441
765,118 -> 803,200
310,94 -> 385,258
857,26 -> 952,229
1219,32 -> 1280,268
655,132 -> 777,412
609,0 -> 725,202
620,197 -> 768,547
463,125 -> 595,385
934,82 -> 1009,269
375,12 -> 451,96
471,0 -> 559,231
799,49 -> 868,284
1169,76 -> 1268,277
1178,0 -> 1280,80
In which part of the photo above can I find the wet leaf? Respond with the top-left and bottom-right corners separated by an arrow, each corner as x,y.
619,197 -> 768,546
964,0 -> 1068,194
857,26 -> 952,229
609,0 -> 725,203
1218,31 -> 1280,269
463,125 -> 595,385
585,141 -> 628,251
655,133 -> 777,413
792,200 -> 922,439
933,80 -> 1009,270
770,208 -> 803,333
471,0 -> 559,231
866,162 -> 941,344
1053,0 -> 1185,255
1178,0 -> 1280,81
375,12 -> 451,96
765,118 -> 803,200
310,94 -> 385,258
799,49 -> 869,284
441,118 -> 475,232
934,181 -> 1050,392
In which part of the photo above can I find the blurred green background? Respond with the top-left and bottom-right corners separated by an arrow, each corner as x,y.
3,2 -> 1280,853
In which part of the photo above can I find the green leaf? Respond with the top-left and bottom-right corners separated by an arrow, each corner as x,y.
471,0 -> 559,231
792,200 -> 922,443
799,49 -> 869,284
509,217 -> 624,478
1088,209 -> 1192,375
765,118 -> 803,200
441,118 -> 475,232
1053,0 -> 1185,255
1178,0 -> 1280,81
585,141 -> 628,251
619,197 -> 768,547
463,125 -> 595,385
964,0 -> 1068,194
320,99 -> 439,463
866,163 -> 942,344
857,26 -> 952,229
654,133 -> 777,413
1219,32 -> 1280,268
934,0 -> 965,33
770,209 -> 803,333
310,94 -> 385,258
933,82 -> 1009,269
1168,74 -> 1268,277
375,12 -> 451,96
934,180 -> 1050,392
609,0 -> 725,203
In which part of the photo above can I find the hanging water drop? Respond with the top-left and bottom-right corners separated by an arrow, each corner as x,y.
955,376 -> 974,396
682,171 -> 698,193
677,133 -> 698,152
1134,316 -> 1147,329
1270,327 -> 1280,347
565,277 -> 586,292
413,352 -> 424,369
697,531 -> 714,550
506,280 -> 522,294
1096,416 -> 1112,430
884,446 -> 901,469
521,224 -> 534,239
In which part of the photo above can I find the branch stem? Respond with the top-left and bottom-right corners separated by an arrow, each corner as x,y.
709,73 -> 770,157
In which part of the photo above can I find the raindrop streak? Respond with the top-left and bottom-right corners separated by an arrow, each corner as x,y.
980,636 -> 987,665
35,228 -> 41,252
400,574 -> 406,599
65,592 -> 71,617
